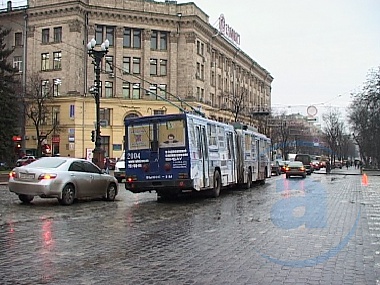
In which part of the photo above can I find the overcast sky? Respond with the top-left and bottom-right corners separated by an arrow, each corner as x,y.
178,0 -> 380,118
3,0 -> 380,119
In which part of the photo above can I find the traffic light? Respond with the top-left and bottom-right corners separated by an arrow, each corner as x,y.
91,130 -> 95,142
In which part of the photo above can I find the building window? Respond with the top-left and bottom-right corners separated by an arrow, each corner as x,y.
69,104 -> 75,118
151,31 -> 168,50
123,28 -> 131,47
149,84 -> 157,98
53,52 -> 61,70
105,55 -> 113,73
52,106 -> 60,126
150,58 -> 157,75
95,25 -> 104,45
132,57 -> 140,74
196,41 -> 204,55
106,27 -> 114,46
14,32 -> 22,46
123,57 -> 130,74
132,83 -> 140,99
41,80 -> 49,96
100,108 -> 111,127
105,81 -> 113,98
53,78 -> 61,97
196,62 -> 200,79
160,32 -> 167,50
41,53 -> 50,71
42,28 -> 49,44
201,64 -> 204,80
53,27 -> 62,43
158,84 -> 167,99
151,30 -> 157,50
122,82 -> 130,98
101,136 -> 110,156
160,59 -> 167,76
13,56 -> 22,72
211,71 -> 215,86
133,29 -> 141,48
123,28 -> 141,48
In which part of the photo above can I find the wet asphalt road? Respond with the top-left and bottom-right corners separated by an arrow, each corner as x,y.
0,170 -> 379,285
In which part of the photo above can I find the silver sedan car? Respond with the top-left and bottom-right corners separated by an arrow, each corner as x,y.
8,157 -> 118,205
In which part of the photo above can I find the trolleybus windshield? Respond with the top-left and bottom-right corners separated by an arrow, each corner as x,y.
127,119 -> 186,151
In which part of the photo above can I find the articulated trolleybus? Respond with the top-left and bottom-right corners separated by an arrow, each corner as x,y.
124,113 -> 271,199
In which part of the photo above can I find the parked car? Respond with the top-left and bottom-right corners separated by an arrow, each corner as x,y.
279,160 -> 289,173
294,154 -> 312,175
8,157 -> 118,205
334,161 -> 342,169
114,151 -> 126,183
285,161 -> 307,179
311,160 -> 320,171
271,161 -> 281,176
16,156 -> 36,167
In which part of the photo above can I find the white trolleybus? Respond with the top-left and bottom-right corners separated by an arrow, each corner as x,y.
124,113 -> 271,199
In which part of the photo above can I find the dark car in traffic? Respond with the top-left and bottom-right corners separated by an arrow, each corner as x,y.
294,154 -> 312,175
285,161 -> 307,179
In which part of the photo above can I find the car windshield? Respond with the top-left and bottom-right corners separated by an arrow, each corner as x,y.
288,161 -> 303,167
24,157 -> 66,168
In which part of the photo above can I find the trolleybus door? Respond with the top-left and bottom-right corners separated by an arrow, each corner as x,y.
196,126 -> 210,188
226,132 -> 236,183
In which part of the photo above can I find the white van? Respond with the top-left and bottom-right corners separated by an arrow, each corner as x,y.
114,151 -> 125,183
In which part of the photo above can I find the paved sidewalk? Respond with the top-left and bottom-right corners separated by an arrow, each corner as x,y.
314,167 -> 362,175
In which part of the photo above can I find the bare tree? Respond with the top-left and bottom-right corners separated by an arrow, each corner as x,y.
23,73 -> 60,157
221,87 -> 249,123
348,66 -> 380,167
322,107 -> 345,163
269,112 -> 292,159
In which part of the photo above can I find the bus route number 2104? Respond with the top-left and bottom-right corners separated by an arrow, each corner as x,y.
127,152 -> 141,160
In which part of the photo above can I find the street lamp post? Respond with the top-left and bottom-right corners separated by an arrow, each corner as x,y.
87,38 -> 109,169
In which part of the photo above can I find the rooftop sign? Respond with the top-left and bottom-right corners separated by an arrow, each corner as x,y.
218,14 -> 241,46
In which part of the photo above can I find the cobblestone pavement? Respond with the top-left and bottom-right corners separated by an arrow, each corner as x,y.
0,169 -> 379,285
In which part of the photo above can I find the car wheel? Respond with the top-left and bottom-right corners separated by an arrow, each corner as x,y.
210,170 -> 221,198
286,175 -> 289,179
106,183 -> 117,201
18,194 -> 34,204
58,184 -> 75,206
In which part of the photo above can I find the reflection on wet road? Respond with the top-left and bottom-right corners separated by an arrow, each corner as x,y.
0,174 -> 379,284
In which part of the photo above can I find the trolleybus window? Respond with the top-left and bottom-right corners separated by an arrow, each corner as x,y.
158,119 -> 185,148
128,124 -> 153,150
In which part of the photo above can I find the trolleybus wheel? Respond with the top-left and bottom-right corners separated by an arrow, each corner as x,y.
210,170 -> 221,198
245,169 -> 252,189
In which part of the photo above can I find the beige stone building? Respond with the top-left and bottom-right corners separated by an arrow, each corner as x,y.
1,0 -> 273,159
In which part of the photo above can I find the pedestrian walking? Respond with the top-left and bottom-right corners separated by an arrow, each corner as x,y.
104,157 -> 110,174
346,160 -> 349,170
326,160 -> 331,174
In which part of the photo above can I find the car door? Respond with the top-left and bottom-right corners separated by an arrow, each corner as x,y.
68,161 -> 92,198
83,161 -> 108,197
